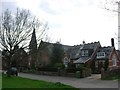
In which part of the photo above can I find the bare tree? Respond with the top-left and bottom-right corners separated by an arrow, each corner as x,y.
103,0 -> 120,49
0,8 -> 48,67
104,0 -> 120,13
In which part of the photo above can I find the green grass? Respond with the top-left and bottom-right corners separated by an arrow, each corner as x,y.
2,74 -> 79,90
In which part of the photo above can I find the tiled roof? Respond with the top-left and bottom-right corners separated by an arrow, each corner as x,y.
66,45 -> 82,60
73,57 -> 90,63
82,41 -> 101,49
97,46 -> 114,59
38,41 -> 101,61
38,41 -> 82,60
65,42 -> 101,60
72,42 -> 101,63
62,45 -> 72,52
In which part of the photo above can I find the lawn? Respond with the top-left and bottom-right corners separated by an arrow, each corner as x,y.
2,74 -> 79,90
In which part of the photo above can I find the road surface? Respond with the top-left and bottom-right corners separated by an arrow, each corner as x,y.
19,73 -> 119,89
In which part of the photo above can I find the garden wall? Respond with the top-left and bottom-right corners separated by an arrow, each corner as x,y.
22,68 -> 92,78
101,68 -> 120,79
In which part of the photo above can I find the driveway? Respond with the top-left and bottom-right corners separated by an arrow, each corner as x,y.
19,73 -> 119,89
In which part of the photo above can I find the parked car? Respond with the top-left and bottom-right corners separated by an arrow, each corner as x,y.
6,67 -> 18,76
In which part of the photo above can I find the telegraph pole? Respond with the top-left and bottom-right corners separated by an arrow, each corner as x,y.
118,1 -> 120,50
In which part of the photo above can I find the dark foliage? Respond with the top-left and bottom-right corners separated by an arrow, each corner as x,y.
104,59 -> 109,71
51,43 -> 64,65
90,60 -> 95,73
109,68 -> 120,76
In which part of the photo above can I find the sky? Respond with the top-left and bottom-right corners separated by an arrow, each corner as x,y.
0,0 -> 119,49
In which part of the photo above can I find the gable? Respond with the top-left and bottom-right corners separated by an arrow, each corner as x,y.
109,48 -> 119,61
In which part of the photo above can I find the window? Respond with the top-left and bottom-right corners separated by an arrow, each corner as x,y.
112,55 -> 117,66
81,50 -> 88,56
97,52 -> 105,59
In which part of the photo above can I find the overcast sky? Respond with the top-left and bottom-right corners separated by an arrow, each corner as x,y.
1,0 -> 118,49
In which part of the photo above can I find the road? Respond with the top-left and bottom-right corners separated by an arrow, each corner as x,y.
19,73 -> 119,89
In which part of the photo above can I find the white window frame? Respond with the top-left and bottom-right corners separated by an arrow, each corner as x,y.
81,50 -> 88,56
97,52 -> 105,59
112,55 -> 117,66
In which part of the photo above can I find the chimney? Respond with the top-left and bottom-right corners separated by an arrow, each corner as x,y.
83,41 -> 85,45
111,38 -> 114,47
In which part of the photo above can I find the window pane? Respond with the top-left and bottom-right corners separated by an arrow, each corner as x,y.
112,55 -> 116,66
97,52 -> 105,58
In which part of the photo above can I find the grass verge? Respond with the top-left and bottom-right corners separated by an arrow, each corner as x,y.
2,74 -> 79,90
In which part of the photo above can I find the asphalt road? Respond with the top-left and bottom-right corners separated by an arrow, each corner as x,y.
19,73 -> 119,89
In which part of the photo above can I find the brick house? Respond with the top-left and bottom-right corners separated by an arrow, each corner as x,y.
117,50 -> 120,68
36,40 -> 120,71
95,38 -> 120,71
73,42 -> 101,68
95,46 -> 120,71
36,41 -> 101,68
108,47 -> 120,69
72,41 -> 120,72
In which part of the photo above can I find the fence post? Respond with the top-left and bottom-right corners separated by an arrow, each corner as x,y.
101,68 -> 105,79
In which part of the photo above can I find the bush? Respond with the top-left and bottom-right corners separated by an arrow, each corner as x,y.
65,68 -> 81,73
101,68 -> 120,80
65,66 -> 89,73
37,63 -> 65,72
104,59 -> 109,71
109,68 -> 120,76
54,63 -> 65,69
75,71 -> 80,78
68,63 -> 76,68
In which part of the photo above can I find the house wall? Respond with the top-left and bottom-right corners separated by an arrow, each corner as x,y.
86,59 -> 93,68
86,47 -> 100,68
109,48 -> 120,69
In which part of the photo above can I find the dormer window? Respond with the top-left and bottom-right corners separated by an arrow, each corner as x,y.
81,50 -> 88,56
97,52 -> 105,59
